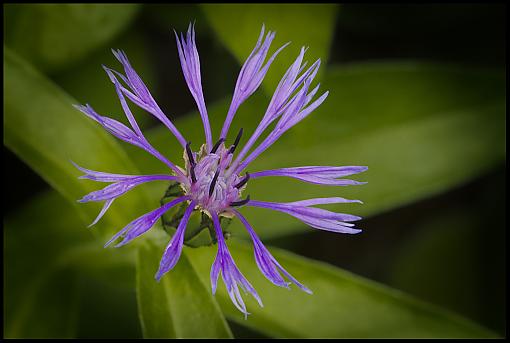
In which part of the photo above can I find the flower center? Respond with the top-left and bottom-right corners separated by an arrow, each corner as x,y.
183,143 -> 246,213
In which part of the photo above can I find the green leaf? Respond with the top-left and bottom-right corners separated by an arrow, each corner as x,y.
136,238 -> 233,338
7,189 -> 498,338
186,238 -> 498,338
4,48 -> 149,238
132,62 -> 505,239
200,4 -> 338,93
4,191 -> 138,338
4,4 -> 140,73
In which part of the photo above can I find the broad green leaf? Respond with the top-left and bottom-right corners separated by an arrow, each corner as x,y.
136,238 -> 233,338
4,48 -> 149,238
186,238 -> 498,338
4,4 -> 140,73
130,63 -> 505,239
201,4 -> 338,93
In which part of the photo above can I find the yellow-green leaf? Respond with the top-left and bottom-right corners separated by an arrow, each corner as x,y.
187,238 -> 498,338
136,238 -> 233,338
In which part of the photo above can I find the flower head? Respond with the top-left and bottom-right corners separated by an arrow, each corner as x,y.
73,23 -> 367,316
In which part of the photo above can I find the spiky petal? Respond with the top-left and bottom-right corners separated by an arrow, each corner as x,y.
233,209 -> 312,294
210,213 -> 262,318
229,52 -> 324,173
104,196 -> 190,248
155,201 -> 196,281
104,50 -> 187,148
250,166 -> 368,186
220,25 -> 289,140
248,199 -> 362,234
175,23 -> 213,149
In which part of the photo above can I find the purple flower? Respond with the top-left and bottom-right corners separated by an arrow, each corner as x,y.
73,23 -> 367,317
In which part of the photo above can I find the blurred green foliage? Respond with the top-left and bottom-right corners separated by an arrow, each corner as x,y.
4,4 -> 140,73
3,3 -> 505,339
201,4 -> 338,93
4,49 -> 150,240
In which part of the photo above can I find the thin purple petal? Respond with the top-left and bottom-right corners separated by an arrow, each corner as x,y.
72,161 -> 137,182
220,25 -> 289,140
210,213 -> 262,318
287,197 -> 363,206
78,175 -> 178,203
247,199 -> 362,235
251,168 -> 367,186
295,214 -> 361,234
233,209 -> 312,293
210,251 -> 221,295
229,52 -> 312,170
285,90 -> 329,129
235,89 -> 327,173
111,49 -> 152,102
231,55 -> 326,174
72,161 -> 177,184
74,102 -> 186,179
175,24 -> 212,149
87,198 -> 115,228
106,50 -> 187,148
252,166 -> 368,178
74,104 -> 143,148
250,200 -> 362,222
155,201 -> 196,281
105,196 -> 190,248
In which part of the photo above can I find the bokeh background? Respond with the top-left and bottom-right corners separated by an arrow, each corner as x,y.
4,4 -> 506,338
